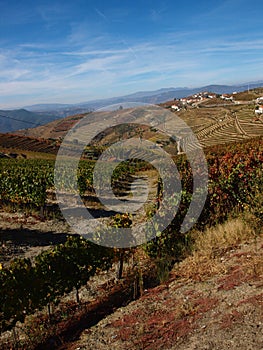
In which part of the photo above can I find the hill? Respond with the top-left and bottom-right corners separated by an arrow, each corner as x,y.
2,81 -> 263,134
0,109 -> 64,133
15,113 -> 85,140
13,89 -> 263,152
0,99 -> 261,349
22,81 -> 263,118
0,133 -> 59,157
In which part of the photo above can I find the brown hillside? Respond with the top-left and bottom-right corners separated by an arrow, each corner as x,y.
5,89 -> 263,154
0,133 -> 60,155
15,113 -> 85,139
63,219 -> 263,350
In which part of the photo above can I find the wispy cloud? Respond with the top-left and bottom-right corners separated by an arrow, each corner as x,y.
198,39 -> 263,54
1,21 -> 263,108
94,7 -> 108,21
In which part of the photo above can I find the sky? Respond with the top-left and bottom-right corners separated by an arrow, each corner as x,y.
0,0 -> 263,109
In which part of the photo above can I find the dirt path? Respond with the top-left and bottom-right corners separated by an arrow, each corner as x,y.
0,169 -> 158,266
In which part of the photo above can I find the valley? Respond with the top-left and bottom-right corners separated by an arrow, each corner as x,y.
0,87 -> 262,350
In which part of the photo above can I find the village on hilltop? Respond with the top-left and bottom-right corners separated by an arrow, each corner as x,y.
160,90 -> 263,117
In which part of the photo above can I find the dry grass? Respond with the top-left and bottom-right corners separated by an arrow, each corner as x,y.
194,217 -> 256,256
173,217 -> 260,281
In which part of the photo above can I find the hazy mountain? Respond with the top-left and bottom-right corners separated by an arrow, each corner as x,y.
23,103 -> 72,112
24,81 -> 263,115
2,80 -> 263,133
0,109 -> 63,133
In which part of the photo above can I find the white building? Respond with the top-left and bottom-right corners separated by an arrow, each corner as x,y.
171,105 -> 181,111
255,105 -> 263,114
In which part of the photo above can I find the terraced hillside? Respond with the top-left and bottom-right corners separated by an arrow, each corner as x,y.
6,88 -> 263,155
168,103 -> 263,150
0,133 -> 59,155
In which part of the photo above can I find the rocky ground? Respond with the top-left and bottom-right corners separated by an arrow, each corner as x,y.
65,233 -> 263,350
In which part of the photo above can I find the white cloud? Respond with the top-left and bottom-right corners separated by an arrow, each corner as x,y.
1,28 -> 263,108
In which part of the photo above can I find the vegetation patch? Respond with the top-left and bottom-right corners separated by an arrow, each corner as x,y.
219,310 -> 244,330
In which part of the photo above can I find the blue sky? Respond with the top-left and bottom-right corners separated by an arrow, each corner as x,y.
0,0 -> 263,108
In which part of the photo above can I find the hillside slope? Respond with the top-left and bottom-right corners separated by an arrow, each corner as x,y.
15,113 -> 85,140
67,220 -> 263,350
1,87 -> 262,155
0,133 -> 59,155
15,100 -> 263,150
23,81 -> 263,114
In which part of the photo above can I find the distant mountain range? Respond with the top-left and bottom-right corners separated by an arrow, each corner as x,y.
0,109 -> 63,133
24,82 -> 263,112
1,81 -> 263,133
